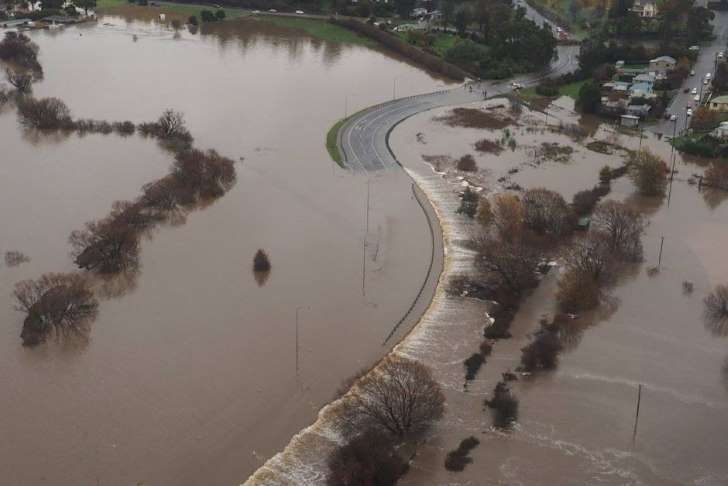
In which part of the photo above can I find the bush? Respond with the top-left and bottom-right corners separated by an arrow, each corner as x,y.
215,9 -> 226,20
456,153 -> 477,172
444,436 -> 480,471
485,381 -> 518,428
577,81 -> 601,114
327,430 -> 408,486
0,31 -> 41,72
704,284 -> 728,326
200,9 -> 216,22
188,15 -> 199,25
520,329 -> 562,371
16,97 -> 73,130
253,249 -> 271,272
463,352 -> 485,381
599,165 -> 612,185
456,186 -> 479,218
704,161 -> 728,190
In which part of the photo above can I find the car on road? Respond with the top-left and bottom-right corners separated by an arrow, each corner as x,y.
268,8 -> 277,12
694,94 -> 700,102
704,79 -> 709,85
706,72 -> 712,79
690,69 -> 696,76
252,9 -> 260,13
511,82 -> 523,90
692,87 -> 698,95
689,45 -> 700,51
687,108 -> 693,116
295,9 -> 304,14
670,114 -> 677,121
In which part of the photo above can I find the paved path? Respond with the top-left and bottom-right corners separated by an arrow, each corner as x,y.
338,45 -> 580,173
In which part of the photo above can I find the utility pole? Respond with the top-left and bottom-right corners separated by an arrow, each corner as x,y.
393,78 -> 397,100
632,384 -> 643,443
295,306 -> 308,377
657,236 -> 665,269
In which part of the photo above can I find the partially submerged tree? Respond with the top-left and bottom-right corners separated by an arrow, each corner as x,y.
522,188 -> 573,238
456,153 -> 477,172
0,31 -> 42,72
253,249 -> 271,272
475,236 -> 540,295
170,148 -> 236,202
348,356 -> 445,437
4,66 -> 33,93
326,429 -> 408,486
485,381 -> 518,428
591,200 -> 646,261
556,267 -> 601,313
16,96 -> 72,130
704,284 -> 728,332
630,150 -> 667,197
520,328 -> 562,371
69,216 -> 141,274
444,436 -> 480,472
13,273 -> 98,346
491,193 -> 524,242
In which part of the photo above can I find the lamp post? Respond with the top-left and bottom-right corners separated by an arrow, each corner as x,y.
393,77 -> 397,101
295,306 -> 309,377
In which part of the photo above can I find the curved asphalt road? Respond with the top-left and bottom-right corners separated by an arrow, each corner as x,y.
338,44 -> 580,173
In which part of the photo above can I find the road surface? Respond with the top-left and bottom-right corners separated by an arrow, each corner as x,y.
338,45 -> 580,173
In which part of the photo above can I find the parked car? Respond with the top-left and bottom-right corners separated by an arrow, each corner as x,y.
694,94 -> 700,102
689,45 -> 700,51
683,87 -> 690,93
670,114 -> 677,121
706,72 -> 712,79
704,79 -> 709,85
692,87 -> 698,95
295,9 -> 304,14
511,82 -> 523,90
687,108 -> 694,116
690,69 -> 696,76
268,8 -> 277,12
252,9 -> 260,13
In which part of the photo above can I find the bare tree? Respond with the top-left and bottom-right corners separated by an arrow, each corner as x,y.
69,217 -> 141,274
562,235 -> 613,284
171,148 -> 236,203
476,196 -> 492,227
591,200 -> 646,261
157,109 -> 187,138
519,328 -> 562,371
556,267 -> 601,313
4,66 -> 32,93
16,96 -> 72,130
475,236 -> 540,294
0,31 -> 42,72
253,249 -> 271,272
522,188 -> 573,237
491,193 -> 524,242
704,284 -> 728,335
349,356 -> 445,437
630,150 -> 667,197
13,273 -> 98,346
484,381 -> 518,428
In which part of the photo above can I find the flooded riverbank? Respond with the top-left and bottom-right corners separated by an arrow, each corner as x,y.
388,97 -> 728,485
0,15 -> 453,485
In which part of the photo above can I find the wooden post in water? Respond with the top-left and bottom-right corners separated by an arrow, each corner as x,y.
632,384 -> 643,443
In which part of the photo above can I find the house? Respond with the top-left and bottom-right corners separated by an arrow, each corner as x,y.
627,104 -> 651,118
709,95 -> 728,111
649,56 -> 676,74
621,114 -> 640,127
603,81 -> 631,93
633,73 -> 656,86
411,7 -> 427,17
632,0 -> 658,18
712,121 -> 728,138
629,82 -> 654,98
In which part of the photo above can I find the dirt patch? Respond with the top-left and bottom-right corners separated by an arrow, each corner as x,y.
474,138 -> 504,155
538,142 -> 573,163
435,108 -> 517,130
422,154 -> 454,172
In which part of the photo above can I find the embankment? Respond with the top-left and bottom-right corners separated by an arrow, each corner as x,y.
328,18 -> 471,82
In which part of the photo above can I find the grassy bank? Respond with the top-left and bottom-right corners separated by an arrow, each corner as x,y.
97,0 -> 249,19
520,79 -> 585,104
326,116 -> 348,167
260,16 -> 374,47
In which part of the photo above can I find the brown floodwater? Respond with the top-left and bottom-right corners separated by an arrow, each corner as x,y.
388,98 -> 728,485
0,16 -> 453,485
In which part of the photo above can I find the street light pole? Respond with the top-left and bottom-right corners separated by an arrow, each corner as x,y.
393,78 -> 397,100
295,306 -> 309,377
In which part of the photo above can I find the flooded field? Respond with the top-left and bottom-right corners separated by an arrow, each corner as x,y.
0,15 -> 452,485
389,97 -> 728,485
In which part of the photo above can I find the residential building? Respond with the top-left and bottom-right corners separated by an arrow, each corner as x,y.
627,104 -> 651,118
712,121 -> 728,138
621,114 -> 640,127
649,56 -> 677,74
709,95 -> 728,111
632,0 -> 658,18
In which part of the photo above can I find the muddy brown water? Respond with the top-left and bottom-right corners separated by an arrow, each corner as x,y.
0,16 -> 453,485
389,98 -> 728,485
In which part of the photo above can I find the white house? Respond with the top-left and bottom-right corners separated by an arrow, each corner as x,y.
632,0 -> 658,18
712,121 -> 728,138
649,56 -> 676,74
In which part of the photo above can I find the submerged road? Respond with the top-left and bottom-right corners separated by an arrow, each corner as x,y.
338,45 -> 580,173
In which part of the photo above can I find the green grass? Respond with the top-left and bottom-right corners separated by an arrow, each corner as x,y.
326,116 -> 348,167
97,0 -> 249,19
259,16 -> 375,47
558,80 -> 585,99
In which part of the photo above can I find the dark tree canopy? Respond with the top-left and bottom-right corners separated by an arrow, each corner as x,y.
326,430 -> 408,486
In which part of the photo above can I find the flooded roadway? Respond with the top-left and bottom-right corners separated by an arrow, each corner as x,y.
0,16 -> 453,485
389,98 -> 728,485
